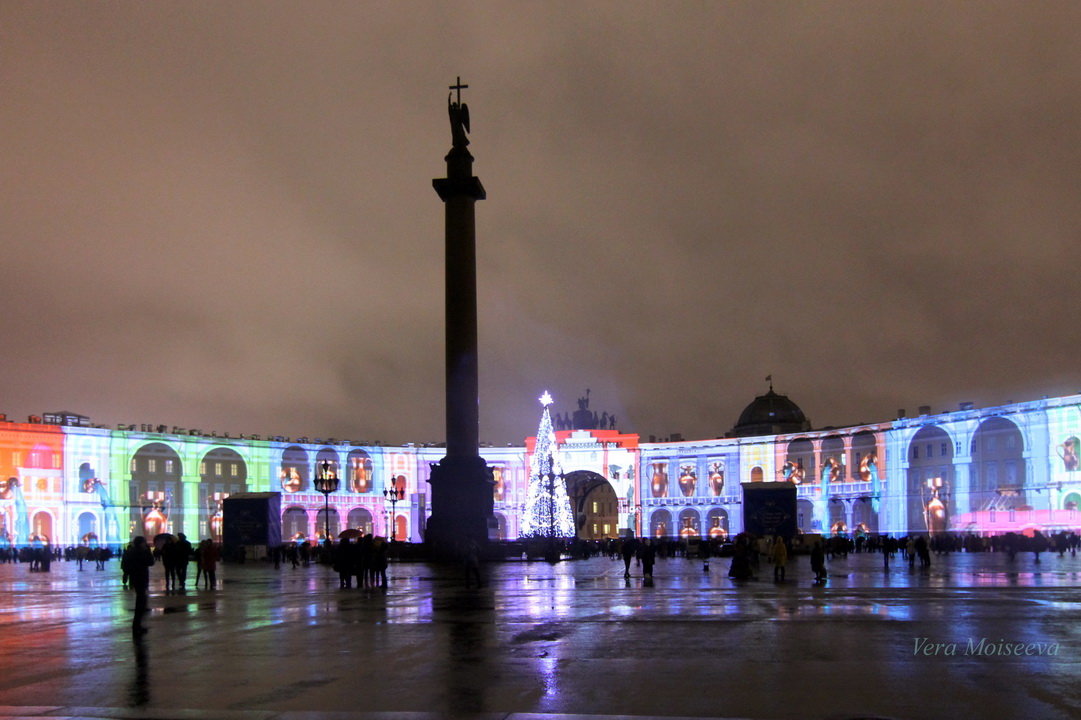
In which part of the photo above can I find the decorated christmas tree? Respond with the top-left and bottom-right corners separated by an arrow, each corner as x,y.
521,391 -> 576,538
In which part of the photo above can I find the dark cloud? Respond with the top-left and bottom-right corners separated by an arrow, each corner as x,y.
2,2 -> 1080,444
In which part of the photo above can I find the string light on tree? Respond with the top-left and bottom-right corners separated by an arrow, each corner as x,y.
521,391 -> 575,538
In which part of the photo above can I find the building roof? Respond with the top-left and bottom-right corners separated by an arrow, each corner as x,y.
730,389 -> 811,438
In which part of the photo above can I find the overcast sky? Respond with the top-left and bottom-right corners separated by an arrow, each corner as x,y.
3,2 -> 1080,446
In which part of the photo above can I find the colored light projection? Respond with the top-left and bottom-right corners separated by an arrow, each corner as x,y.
4,394 -> 1081,547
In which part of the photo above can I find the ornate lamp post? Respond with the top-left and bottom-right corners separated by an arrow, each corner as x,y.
314,460 -> 340,543
384,480 -> 405,542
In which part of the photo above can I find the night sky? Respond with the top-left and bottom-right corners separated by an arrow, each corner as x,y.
3,3 -> 1080,446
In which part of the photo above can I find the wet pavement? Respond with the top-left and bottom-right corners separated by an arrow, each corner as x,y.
1,550 -> 1080,720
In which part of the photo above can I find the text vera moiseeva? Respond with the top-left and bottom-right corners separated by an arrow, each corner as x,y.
914,637 -> 1061,657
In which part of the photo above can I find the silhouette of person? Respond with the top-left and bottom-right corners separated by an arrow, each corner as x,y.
122,536 -> 155,635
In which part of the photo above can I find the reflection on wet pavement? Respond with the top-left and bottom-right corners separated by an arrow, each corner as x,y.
0,551 -> 1079,719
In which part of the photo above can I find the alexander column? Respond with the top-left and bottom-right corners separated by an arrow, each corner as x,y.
426,78 -> 494,555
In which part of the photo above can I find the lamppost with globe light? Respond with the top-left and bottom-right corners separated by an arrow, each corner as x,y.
384,479 -> 405,542
314,460 -> 340,544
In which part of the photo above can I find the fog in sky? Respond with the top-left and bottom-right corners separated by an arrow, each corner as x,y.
3,2 -> 1080,445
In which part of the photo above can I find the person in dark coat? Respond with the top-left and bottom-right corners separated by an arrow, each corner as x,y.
122,536 -> 155,636
638,538 -> 657,580
810,540 -> 827,583
621,538 -> 639,578
174,533 -> 193,588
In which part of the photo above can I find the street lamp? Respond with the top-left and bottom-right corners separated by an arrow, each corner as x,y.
314,460 -> 340,543
384,478 -> 405,542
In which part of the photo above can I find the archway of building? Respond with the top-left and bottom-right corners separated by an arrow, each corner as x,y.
564,470 -> 619,540
492,512 -> 507,540
77,511 -> 98,542
796,499 -> 815,533
315,508 -> 341,541
1064,492 -> 1081,511
677,508 -> 701,538
394,514 -> 408,542
906,425 -> 954,534
201,447 -> 248,540
828,499 -> 847,535
280,446 -> 309,493
851,497 -> 877,534
32,511 -> 53,542
750,466 -> 764,483
820,436 -> 844,485
649,509 -> 672,539
347,450 -> 373,493
315,447 -> 339,483
283,506 -> 308,541
130,442 -> 183,537
347,507 -> 374,535
851,431 -> 879,482
785,438 -> 814,484
971,416 -> 1026,512
705,507 -> 729,539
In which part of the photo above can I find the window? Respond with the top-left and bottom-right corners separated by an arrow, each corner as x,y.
941,443 -> 949,456
592,501 -> 599,513
215,463 -> 222,476
913,446 -> 919,460
231,463 -> 238,477
130,457 -> 137,473
200,462 -> 207,475
148,459 -> 157,473
926,444 -> 933,458
1006,434 -> 1016,449
165,459 -> 174,474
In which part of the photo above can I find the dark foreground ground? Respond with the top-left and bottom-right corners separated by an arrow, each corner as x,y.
0,548 -> 1079,720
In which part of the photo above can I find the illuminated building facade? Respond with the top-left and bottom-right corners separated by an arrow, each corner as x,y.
2,392 -> 1081,547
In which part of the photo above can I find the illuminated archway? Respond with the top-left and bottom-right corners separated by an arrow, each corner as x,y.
705,508 -> 729,539
906,426 -> 953,533
315,508 -> 341,540
677,508 -> 701,538
649,509 -> 672,539
347,449 -> 373,493
347,507 -> 373,535
130,443 -> 182,537
283,506 -> 308,541
971,417 -> 1025,511
280,446 -> 309,493
784,438 -> 813,484
564,470 -> 619,539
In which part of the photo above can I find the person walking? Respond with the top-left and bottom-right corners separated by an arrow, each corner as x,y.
810,540 -> 827,584
174,533 -> 193,589
198,539 -> 219,590
463,535 -> 483,589
621,537 -> 638,578
771,536 -> 788,582
638,538 -> 657,582
121,536 -> 155,636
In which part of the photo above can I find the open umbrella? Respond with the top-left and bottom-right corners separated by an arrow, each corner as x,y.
153,532 -> 175,550
338,528 -> 362,540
